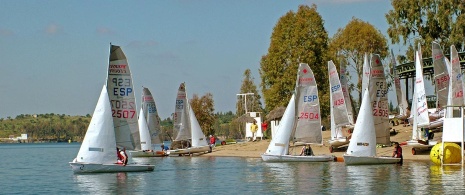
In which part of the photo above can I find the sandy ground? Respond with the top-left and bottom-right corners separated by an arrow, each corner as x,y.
201,123 -> 439,162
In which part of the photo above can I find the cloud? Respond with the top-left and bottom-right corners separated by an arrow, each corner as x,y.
96,27 -> 115,35
127,40 -> 158,48
45,23 -> 62,35
0,28 -> 14,36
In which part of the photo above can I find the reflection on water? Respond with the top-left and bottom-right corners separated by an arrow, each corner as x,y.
2,143 -> 465,194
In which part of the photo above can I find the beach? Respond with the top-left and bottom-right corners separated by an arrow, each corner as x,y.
203,123 -> 437,161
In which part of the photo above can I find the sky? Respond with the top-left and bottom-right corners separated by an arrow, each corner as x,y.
0,0 -> 400,119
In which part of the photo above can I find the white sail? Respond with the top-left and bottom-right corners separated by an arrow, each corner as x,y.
106,45 -> 138,150
340,64 -> 354,124
413,51 -> 430,140
264,95 -> 295,155
328,61 -> 351,140
368,54 -> 390,145
293,63 -> 322,144
346,89 -> 376,157
138,108 -> 152,151
141,87 -> 162,144
449,45 -> 464,107
391,50 -> 408,117
173,83 -> 191,141
75,85 -> 117,164
432,42 -> 450,109
361,53 -> 370,98
188,99 -> 208,147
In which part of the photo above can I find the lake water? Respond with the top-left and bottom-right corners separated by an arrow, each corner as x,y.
1,143 -> 465,194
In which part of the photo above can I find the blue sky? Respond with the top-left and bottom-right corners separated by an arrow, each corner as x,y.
0,0 -> 398,119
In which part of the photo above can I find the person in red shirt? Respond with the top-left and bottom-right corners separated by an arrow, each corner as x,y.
392,142 -> 403,165
261,122 -> 268,139
209,135 -> 216,153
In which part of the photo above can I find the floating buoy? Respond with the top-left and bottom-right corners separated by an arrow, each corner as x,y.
430,143 -> 462,165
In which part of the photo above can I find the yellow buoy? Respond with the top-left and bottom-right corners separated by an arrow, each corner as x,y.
430,143 -> 462,165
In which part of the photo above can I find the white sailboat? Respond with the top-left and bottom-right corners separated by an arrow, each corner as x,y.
407,50 -> 438,153
168,83 -> 210,156
328,60 -> 352,152
391,50 -> 409,120
130,87 -> 166,157
70,45 -> 154,173
261,63 -> 334,162
343,89 -> 400,165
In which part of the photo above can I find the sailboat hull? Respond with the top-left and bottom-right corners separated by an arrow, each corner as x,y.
129,150 -> 167,157
168,145 -> 210,156
343,155 -> 400,165
69,162 -> 154,173
328,138 -> 349,147
261,153 -> 334,162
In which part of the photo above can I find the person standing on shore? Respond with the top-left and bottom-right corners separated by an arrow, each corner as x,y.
261,122 -> 268,139
392,142 -> 403,165
209,135 -> 216,153
251,121 -> 258,141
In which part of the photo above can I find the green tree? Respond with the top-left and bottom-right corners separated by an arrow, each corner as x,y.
190,93 -> 215,136
236,69 -> 263,116
260,4 -> 329,117
329,17 -> 388,111
386,0 -> 465,62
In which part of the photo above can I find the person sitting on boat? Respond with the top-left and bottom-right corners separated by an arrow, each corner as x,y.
251,120 -> 258,141
392,142 -> 403,165
161,143 -> 169,151
118,148 -> 128,166
300,144 -> 314,156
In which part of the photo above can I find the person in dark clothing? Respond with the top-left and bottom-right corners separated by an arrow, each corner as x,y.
300,144 -> 314,156
392,142 -> 403,165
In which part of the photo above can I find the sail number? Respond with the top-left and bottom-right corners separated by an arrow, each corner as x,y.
331,84 -> 340,92
435,75 -> 450,86
111,100 -> 136,118
334,99 -> 344,106
303,95 -> 318,102
112,109 -> 135,118
300,112 -> 319,119
111,78 -> 133,96
176,100 -> 184,109
373,108 -> 388,117
455,91 -> 464,98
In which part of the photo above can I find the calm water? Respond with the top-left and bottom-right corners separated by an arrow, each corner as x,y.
1,143 -> 465,194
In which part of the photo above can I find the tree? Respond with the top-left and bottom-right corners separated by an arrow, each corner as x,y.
386,0 -> 465,62
190,93 -> 215,136
260,4 -> 330,117
236,69 -> 263,116
329,17 -> 388,111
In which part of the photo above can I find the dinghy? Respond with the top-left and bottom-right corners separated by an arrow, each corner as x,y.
261,63 -> 334,162
168,83 -> 210,156
70,45 -> 154,173
130,87 -> 166,157
343,89 -> 401,165
327,61 -> 352,152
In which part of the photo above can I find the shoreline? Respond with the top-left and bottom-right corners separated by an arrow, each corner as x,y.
202,124 -> 437,162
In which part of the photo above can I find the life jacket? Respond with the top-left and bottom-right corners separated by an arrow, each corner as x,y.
117,151 -> 124,160
394,146 -> 402,158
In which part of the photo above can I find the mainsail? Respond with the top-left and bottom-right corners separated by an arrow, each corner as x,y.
391,50 -> 408,118
432,42 -> 450,109
173,83 -> 191,141
368,54 -> 390,145
106,45 -> 138,150
361,53 -> 370,98
449,45 -> 465,107
412,51 -> 430,140
141,87 -> 162,144
340,64 -> 354,124
328,61 -> 351,139
292,63 -> 322,144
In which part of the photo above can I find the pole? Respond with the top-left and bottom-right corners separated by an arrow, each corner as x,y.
236,93 -> 254,114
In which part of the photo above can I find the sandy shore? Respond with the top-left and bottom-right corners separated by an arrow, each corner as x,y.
202,123 -> 438,161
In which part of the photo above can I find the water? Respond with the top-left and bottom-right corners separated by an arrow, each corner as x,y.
1,143 -> 465,194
